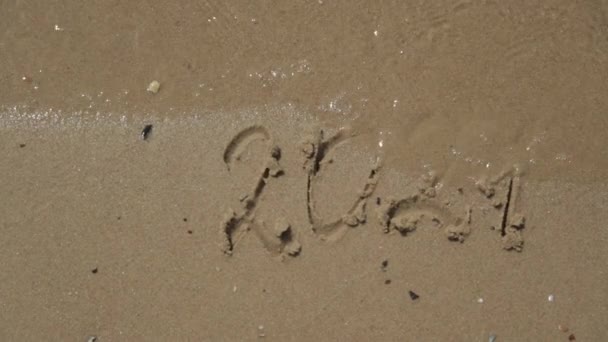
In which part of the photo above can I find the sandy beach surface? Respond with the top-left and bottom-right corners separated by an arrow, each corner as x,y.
1,1 -> 607,341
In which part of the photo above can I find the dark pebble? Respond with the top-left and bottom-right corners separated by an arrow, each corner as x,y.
91,268 -> 98,274
409,290 -> 419,300
141,124 -> 153,140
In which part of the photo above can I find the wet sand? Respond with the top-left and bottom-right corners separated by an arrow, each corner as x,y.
1,1 -> 608,341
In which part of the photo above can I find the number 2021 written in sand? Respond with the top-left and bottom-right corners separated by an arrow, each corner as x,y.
218,125 -> 526,259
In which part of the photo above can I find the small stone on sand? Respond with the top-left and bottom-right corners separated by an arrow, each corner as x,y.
147,80 -> 161,94
510,213 -> 525,228
285,240 -> 301,256
274,218 -> 291,238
